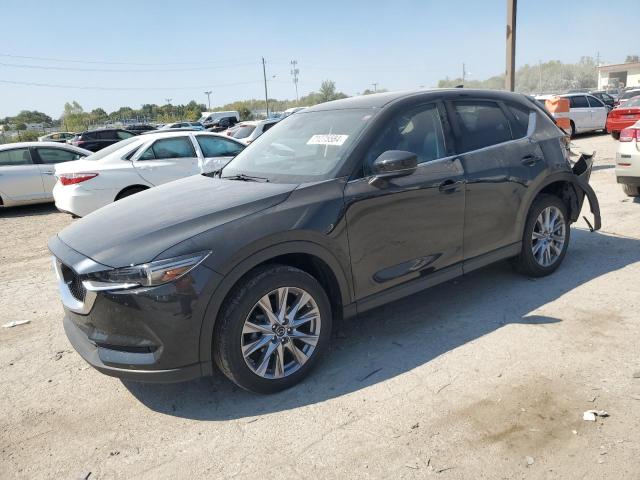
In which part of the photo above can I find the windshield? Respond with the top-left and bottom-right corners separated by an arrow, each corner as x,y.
222,108 -> 375,183
84,136 -> 142,161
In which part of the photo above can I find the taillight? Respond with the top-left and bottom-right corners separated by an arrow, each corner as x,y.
619,128 -> 638,142
59,173 -> 99,186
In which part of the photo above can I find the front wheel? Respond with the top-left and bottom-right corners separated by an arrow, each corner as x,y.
513,194 -> 570,277
213,264 -> 332,393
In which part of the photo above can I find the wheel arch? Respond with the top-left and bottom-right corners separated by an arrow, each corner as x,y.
114,184 -> 149,201
197,241 -> 353,373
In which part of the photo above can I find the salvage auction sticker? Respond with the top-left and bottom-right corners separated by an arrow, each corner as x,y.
307,134 -> 349,146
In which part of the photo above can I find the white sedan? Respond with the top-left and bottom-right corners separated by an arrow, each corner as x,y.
53,131 -> 245,217
0,142 -> 91,208
616,120 -> 640,197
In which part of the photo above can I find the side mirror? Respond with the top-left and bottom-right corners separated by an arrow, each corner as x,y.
369,150 -> 417,187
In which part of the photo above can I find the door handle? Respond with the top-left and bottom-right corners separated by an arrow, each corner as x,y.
438,179 -> 461,193
521,154 -> 541,166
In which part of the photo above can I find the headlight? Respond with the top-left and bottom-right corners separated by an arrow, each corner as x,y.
83,251 -> 211,291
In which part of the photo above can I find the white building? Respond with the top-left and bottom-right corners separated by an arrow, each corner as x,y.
598,62 -> 640,90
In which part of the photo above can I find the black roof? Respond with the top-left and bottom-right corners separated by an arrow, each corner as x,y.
305,88 -> 529,111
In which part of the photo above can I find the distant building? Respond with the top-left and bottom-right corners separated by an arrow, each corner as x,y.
25,123 -> 45,132
598,62 -> 640,89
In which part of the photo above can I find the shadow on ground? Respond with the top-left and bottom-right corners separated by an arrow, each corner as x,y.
124,229 -> 640,420
0,203 -> 58,218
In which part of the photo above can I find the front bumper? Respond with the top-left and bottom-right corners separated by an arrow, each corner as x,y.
49,235 -> 222,382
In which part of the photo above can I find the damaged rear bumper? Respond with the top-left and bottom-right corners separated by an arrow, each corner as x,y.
571,153 -> 601,231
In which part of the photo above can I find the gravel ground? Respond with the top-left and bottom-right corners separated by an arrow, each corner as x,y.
1,133 -> 639,479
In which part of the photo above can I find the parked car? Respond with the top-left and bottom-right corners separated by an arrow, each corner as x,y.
124,124 -> 157,134
281,107 -> 306,118
589,91 -> 616,108
538,93 -> 608,136
206,116 -> 239,133
230,118 -> 280,144
160,122 -> 206,131
70,129 -> 137,152
198,111 -> 240,128
53,131 -> 245,217
49,89 -> 601,393
606,97 -> 640,140
38,132 -> 76,143
0,142 -> 91,207
616,89 -> 640,107
615,120 -> 640,197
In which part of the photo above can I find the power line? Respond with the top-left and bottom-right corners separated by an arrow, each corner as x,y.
0,79 -> 261,91
0,52 -> 268,67
0,60 -> 262,73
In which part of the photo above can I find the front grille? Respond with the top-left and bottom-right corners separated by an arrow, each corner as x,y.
61,264 -> 86,302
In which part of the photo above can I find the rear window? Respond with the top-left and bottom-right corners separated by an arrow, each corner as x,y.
451,100 -> 512,153
0,148 -> 33,166
568,96 -> 589,108
507,104 -> 530,138
81,131 -> 98,140
96,130 -> 115,140
232,125 -> 256,139
620,91 -> 640,101
587,96 -> 604,108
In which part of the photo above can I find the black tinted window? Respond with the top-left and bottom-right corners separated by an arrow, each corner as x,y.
587,96 -> 604,108
507,104 -> 531,138
82,131 -> 97,140
366,104 -> 446,172
117,130 -> 135,140
262,122 -> 278,132
0,148 -> 33,166
569,96 -> 588,108
37,148 -> 84,164
140,137 -> 195,160
196,136 -> 243,157
96,130 -> 115,140
451,101 -> 512,152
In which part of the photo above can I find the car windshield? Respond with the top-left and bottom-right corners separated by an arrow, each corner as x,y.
221,108 -> 375,183
84,136 -> 142,161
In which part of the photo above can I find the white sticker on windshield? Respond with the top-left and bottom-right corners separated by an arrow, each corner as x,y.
307,134 -> 349,146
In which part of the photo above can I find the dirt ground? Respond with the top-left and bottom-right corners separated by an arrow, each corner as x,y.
1,133 -> 639,479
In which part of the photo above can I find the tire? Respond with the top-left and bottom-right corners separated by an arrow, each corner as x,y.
213,264 -> 332,393
622,184 -> 640,197
611,131 -> 620,140
569,121 -> 576,138
115,186 -> 146,201
513,194 -> 571,277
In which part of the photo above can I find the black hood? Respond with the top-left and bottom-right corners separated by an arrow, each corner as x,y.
56,175 -> 296,267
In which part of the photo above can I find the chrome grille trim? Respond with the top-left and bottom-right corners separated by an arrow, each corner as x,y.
52,257 -> 97,315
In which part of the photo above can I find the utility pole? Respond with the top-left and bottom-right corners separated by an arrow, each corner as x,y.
538,60 -> 542,93
505,0 -> 517,91
262,57 -> 269,118
462,63 -> 466,84
371,83 -> 378,93
165,98 -> 172,104
204,91 -> 212,110
290,60 -> 300,103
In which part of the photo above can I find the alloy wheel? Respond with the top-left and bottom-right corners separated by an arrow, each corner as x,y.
531,206 -> 566,267
241,287 -> 321,379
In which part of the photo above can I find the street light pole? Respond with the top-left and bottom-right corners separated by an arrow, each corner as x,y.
505,0 -> 517,91
262,57 -> 270,118
371,83 -> 378,93
204,91 -> 212,110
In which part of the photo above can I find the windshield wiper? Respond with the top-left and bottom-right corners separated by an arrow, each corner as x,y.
222,173 -> 269,182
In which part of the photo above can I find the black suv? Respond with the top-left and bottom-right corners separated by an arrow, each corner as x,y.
205,116 -> 239,132
70,128 -> 136,152
49,89 -> 600,393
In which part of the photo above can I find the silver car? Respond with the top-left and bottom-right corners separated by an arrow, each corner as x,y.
0,142 -> 91,207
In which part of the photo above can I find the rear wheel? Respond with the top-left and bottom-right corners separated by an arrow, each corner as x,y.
611,131 -> 620,140
213,264 -> 332,393
622,184 -> 640,197
513,194 -> 570,277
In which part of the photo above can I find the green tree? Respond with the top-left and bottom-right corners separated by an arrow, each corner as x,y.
15,123 -> 27,131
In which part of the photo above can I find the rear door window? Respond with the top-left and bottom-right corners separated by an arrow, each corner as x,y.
117,130 -> 135,140
587,96 -> 604,108
451,100 -> 513,153
506,104 -> 531,138
196,136 -> 244,157
0,148 -> 33,166
139,137 -> 196,160
96,130 -> 114,140
569,96 -> 589,108
36,148 -> 85,164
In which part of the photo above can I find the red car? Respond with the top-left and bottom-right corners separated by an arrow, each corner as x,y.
607,96 -> 640,140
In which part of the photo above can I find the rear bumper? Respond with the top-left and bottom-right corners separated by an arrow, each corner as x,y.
53,183 -> 117,217
617,176 -> 640,186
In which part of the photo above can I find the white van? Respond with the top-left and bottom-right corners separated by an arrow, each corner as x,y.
537,93 -> 608,136
198,111 -> 240,125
